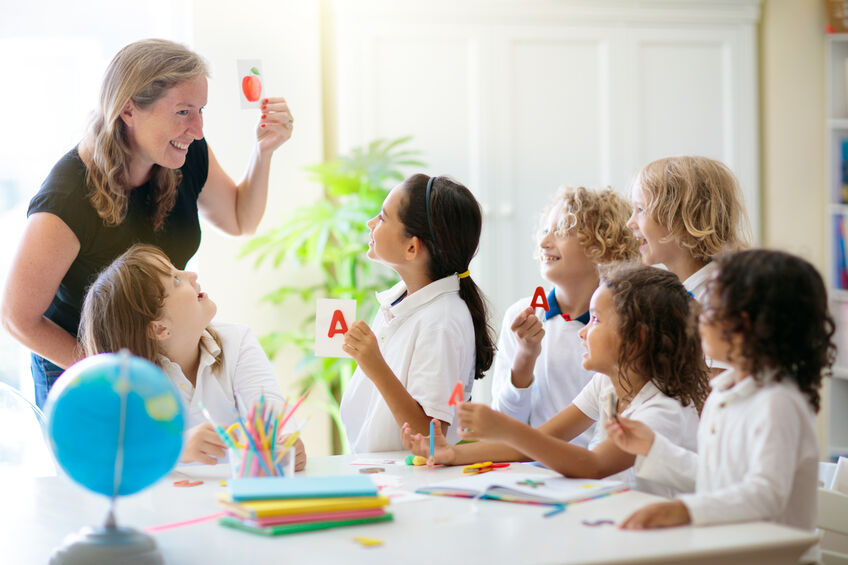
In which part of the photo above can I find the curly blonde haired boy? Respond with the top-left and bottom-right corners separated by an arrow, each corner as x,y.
491,186 -> 639,442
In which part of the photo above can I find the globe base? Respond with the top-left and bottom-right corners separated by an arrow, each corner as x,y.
49,524 -> 163,565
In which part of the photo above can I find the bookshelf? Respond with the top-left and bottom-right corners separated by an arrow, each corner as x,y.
826,35 -> 848,460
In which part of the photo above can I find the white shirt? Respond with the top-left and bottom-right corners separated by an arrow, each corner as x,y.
635,369 -> 819,533
339,275 -> 476,453
491,291 -> 595,447
158,322 -> 285,431
682,262 -> 730,372
573,372 -> 700,497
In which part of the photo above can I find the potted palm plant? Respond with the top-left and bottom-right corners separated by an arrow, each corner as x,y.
241,137 -> 424,453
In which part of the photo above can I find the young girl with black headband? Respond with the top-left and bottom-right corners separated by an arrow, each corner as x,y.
339,174 -> 495,453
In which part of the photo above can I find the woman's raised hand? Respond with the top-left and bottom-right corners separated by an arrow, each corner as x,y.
256,96 -> 293,155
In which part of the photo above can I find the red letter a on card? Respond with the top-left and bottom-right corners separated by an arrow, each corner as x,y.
530,286 -> 550,311
327,309 -> 349,338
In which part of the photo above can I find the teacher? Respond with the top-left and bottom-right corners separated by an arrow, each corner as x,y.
0,39 -> 293,407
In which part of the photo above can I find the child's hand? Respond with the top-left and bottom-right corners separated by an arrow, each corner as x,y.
604,416 -> 655,456
292,437 -> 307,471
401,421 -> 456,465
457,402 -> 515,442
180,422 -> 227,465
619,500 -> 691,529
343,321 -> 388,377
511,307 -> 545,362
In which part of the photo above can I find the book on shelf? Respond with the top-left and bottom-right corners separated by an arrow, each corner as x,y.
415,472 -> 626,506
835,214 -> 848,290
841,138 -> 848,204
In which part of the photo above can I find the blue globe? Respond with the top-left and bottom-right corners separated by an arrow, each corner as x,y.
45,352 -> 185,497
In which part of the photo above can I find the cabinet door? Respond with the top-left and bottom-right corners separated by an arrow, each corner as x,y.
334,3 -> 760,331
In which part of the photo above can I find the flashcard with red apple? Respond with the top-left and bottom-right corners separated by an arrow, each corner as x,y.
315,298 -> 357,358
237,59 -> 264,109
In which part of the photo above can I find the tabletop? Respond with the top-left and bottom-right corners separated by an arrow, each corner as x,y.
2,452 -> 817,565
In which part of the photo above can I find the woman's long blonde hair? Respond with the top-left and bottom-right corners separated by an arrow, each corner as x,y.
81,39 -> 208,231
79,244 -> 222,370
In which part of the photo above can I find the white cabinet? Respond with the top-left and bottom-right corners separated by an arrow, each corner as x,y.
333,0 -> 761,351
825,35 -> 848,460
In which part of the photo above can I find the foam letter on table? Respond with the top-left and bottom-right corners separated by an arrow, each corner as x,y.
315,298 -> 357,358
530,286 -> 550,311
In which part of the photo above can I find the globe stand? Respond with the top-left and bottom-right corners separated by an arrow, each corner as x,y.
48,498 -> 164,565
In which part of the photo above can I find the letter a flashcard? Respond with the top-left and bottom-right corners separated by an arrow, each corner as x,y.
315,298 -> 357,357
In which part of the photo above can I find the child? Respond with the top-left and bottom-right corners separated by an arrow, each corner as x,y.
627,156 -> 750,302
491,186 -> 638,447
404,264 -> 710,497
606,250 -> 831,547
78,244 -> 307,469
339,174 -> 495,453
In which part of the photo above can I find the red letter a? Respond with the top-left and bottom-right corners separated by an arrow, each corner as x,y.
328,309 -> 349,338
530,286 -> 550,311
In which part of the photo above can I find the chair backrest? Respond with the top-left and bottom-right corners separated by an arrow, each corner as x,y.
818,487 -> 848,565
0,381 -> 55,477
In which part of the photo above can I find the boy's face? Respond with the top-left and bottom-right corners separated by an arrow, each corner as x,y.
578,285 -> 620,376
626,182 -> 677,267
537,206 -> 596,286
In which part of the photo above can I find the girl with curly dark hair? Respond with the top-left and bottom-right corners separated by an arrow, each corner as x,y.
403,264 -> 709,498
607,249 -> 832,559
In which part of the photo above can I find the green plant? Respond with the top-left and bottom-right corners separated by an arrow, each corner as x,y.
241,137 -> 425,453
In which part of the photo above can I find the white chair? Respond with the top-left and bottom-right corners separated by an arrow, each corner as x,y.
0,381 -> 55,477
818,486 -> 848,565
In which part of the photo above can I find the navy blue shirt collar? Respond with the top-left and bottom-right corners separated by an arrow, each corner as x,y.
544,287 -> 590,325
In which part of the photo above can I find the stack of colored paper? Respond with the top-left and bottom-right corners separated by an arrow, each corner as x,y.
218,476 -> 392,536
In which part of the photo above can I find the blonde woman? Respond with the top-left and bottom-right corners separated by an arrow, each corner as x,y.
490,186 -> 639,446
1,39 -> 293,407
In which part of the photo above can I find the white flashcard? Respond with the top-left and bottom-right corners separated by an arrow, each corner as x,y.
315,298 -> 356,358
237,59 -> 264,109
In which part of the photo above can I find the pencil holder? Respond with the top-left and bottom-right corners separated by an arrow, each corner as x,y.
229,443 -> 295,478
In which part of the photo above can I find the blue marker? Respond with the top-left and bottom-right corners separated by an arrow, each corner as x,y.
429,420 -> 435,459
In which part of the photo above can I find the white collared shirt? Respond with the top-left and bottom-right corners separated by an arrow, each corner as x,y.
635,369 -> 819,534
682,262 -> 730,372
158,322 -> 285,431
572,373 -> 700,497
491,294 -> 595,447
339,275 -> 475,453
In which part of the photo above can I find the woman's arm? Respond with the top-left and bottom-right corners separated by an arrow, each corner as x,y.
197,98 -> 293,235
1,213 -> 81,368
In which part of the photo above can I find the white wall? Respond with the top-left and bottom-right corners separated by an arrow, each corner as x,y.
190,0 -> 331,455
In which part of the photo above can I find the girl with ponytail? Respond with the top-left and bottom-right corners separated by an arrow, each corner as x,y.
340,174 -> 495,453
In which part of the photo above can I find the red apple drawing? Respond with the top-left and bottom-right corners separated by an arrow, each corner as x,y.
242,67 -> 262,102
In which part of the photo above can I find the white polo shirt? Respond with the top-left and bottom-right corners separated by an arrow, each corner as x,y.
491,289 -> 595,447
158,322 -> 285,430
572,372 -> 700,497
340,275 -> 475,453
682,262 -> 730,372
635,369 -> 819,533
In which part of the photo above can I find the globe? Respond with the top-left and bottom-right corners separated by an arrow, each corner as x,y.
45,352 -> 185,497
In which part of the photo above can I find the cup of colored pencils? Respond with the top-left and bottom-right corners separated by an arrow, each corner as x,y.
224,392 -> 307,478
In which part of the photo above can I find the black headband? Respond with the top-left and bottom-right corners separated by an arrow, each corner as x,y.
425,176 -> 439,258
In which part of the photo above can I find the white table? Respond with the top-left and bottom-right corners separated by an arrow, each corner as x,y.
3,452 -> 817,564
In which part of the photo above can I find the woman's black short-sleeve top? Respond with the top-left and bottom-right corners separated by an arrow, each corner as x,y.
27,138 -> 209,337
